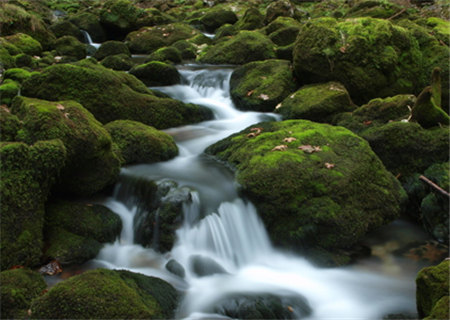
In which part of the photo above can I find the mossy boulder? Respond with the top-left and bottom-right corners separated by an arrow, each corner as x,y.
54,36 -> 87,60
171,40 -> 197,60
269,26 -> 300,46
13,53 -> 35,68
21,61 -> 212,129
129,61 -> 180,87
43,201 -> 122,264
5,33 -> 42,56
125,23 -> 201,54
345,0 -> 402,19
147,46 -> 182,64
426,17 -> 450,46
3,68 -> 35,84
198,31 -> 276,65
105,120 -> 178,165
360,122 -> 449,176
230,59 -> 297,112
276,82 -> 355,122
416,260 -> 449,319
69,12 -> 106,43
0,140 -> 66,270
199,8 -> 238,32
11,96 -> 121,196
292,17 -> 431,105
0,80 -> 20,106
93,40 -> 131,60
49,20 -> 84,41
30,268 -> 179,319
264,16 -> 302,35
265,0 -> 301,24
333,94 -> 415,133
206,120 -> 406,257
0,106 -> 21,141
235,8 -> 265,31
100,53 -> 135,71
0,46 -> 16,69
214,24 -> 238,40
0,268 -> 47,319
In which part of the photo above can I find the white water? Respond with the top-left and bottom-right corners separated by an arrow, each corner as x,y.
93,65 -> 418,319
81,30 -> 101,49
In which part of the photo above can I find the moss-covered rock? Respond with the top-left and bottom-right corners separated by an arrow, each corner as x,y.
361,122 -> 449,176
0,140 -> 66,270
292,17 -> 432,105
0,268 -> 47,319
11,96 -> 120,196
199,8 -> 238,32
147,46 -> 182,63
199,31 -> 276,65
105,120 -> 178,165
49,20 -> 84,41
345,0 -> 402,19
43,201 -> 122,264
171,40 -> 197,60
235,8 -> 265,31
3,68 -> 34,84
69,12 -> 106,43
265,0 -> 301,24
4,33 -> 42,56
21,61 -> 213,129
0,106 -> 21,141
0,46 -> 16,69
54,35 -> 87,60
264,16 -> 302,35
214,23 -> 238,40
276,82 -> 355,122
269,26 -> 300,46
206,120 -> 406,257
426,17 -> 450,46
13,53 -> 35,68
30,268 -> 178,319
94,40 -> 131,60
230,59 -> 297,112
129,61 -> 180,87
416,260 -> 449,318
0,79 -> 20,106
125,23 -> 201,54
100,53 -> 135,71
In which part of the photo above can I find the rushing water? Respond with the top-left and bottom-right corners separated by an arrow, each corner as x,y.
90,65 -> 425,319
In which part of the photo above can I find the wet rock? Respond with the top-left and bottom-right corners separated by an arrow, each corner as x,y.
93,40 -> 131,60
235,8 -> 265,31
189,255 -> 227,277
100,53 -> 135,71
49,20 -> 84,41
199,8 -> 237,32
54,35 -> 87,60
165,259 -> 185,278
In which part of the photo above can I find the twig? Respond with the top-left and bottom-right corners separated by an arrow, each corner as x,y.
388,8 -> 407,20
419,175 -> 450,198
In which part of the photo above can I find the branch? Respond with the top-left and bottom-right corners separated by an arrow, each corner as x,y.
419,175 -> 450,198
388,8 -> 407,20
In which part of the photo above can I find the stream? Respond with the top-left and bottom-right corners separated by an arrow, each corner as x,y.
83,64 -> 430,319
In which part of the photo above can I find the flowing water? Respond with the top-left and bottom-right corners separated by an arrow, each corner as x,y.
89,64 -> 428,319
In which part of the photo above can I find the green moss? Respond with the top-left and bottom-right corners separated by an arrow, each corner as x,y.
235,7 -> 265,31
11,96 -> 120,196
265,0 -> 301,23
426,296 -> 450,320
105,120 -> 178,165
100,53 -> 135,71
94,40 -> 131,60
264,16 -> 302,35
0,106 -> 21,141
416,260 -> 449,318
268,26 -> 300,46
21,62 -> 212,129
0,46 -> 16,69
100,0 -> 147,38
3,68 -> 33,83
276,81 -> 355,122
0,140 -> 66,270
171,40 -> 197,60
199,8 -> 238,32
4,33 -> 42,56
230,59 -> 297,112
0,268 -> 46,319
206,120 -> 405,254
31,268 -> 178,319
426,17 -> 450,46
147,46 -> 182,64
69,12 -> 106,43
345,0 -> 400,19
54,35 -> 87,60
199,31 -> 276,65
0,79 -> 20,106
14,53 -> 34,68
49,20 -> 83,41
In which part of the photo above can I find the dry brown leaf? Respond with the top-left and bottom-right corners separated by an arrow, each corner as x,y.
283,137 -> 297,143
246,90 -> 254,97
56,104 -> 65,111
275,103 -> 282,110
363,120 -> 372,125
339,46 -> 346,53
325,162 -> 335,169
272,145 -> 288,151
298,145 -> 321,153
260,76 -> 267,80
287,306 -> 294,312
64,112 -> 70,119
259,94 -> 269,100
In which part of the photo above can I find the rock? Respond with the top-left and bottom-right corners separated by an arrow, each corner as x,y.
165,259 -> 185,278
54,35 -> 87,60
416,260 -> 449,319
360,122 -> 449,176
230,59 -> 297,112
49,20 -> 84,41
4,33 -> 42,56
21,60 -> 213,129
292,17 -> 437,105
3,68 -> 35,84
0,140 -> 66,270
30,269 -> 179,319
264,16 -> 301,35
276,82 -> 355,122
100,53 -> 135,71
43,200 -> 122,264
265,0 -> 301,24
11,96 -> 121,196
268,26 -> 300,46
199,8 -> 238,32
93,40 -> 131,60
214,24 -> 238,40
147,46 -> 182,64
235,8 -> 265,31
345,0 -> 403,19
0,268 -> 47,319
69,12 -> 106,43
13,53 -> 35,68
105,119 -> 178,165
212,293 -> 311,319
171,40 -> 197,60
199,31 -> 276,65
0,46 -> 16,69
0,80 -> 20,106
0,106 -> 21,141
206,120 -> 406,256
189,255 -> 227,277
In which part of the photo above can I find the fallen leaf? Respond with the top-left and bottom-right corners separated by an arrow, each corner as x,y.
283,137 -> 297,143
10,265 -> 24,270
363,120 -> 372,125
287,306 -> 294,312
250,127 -> 263,133
259,94 -> 269,100
298,145 -> 321,153
1,105 -> 10,113
27,309 -> 32,316
163,33 -> 170,37
290,94 -> 295,99
247,127 -> 262,138
64,112 -> 70,119
272,144 -> 288,151
339,46 -> 346,53
260,76 -> 267,80
275,103 -> 282,110
246,90 -> 254,97
325,162 -> 335,169
56,104 -> 65,111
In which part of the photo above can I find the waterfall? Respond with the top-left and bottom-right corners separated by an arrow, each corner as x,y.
93,64 -> 419,319
81,30 -> 101,50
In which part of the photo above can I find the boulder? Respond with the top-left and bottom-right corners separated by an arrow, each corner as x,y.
235,8 -> 265,31
165,259 -> 185,278
189,255 -> 227,277
3,68 -> 35,84
49,20 -> 84,41
30,269 -> 179,319
0,268 -> 47,319
345,0 -> 403,19
0,140 -> 66,270
105,119 -> 178,165
268,26 -> 300,46
206,120 -> 406,257
94,40 -> 131,61
21,60 -> 212,129
54,35 -> 87,60
4,33 -> 42,56
265,0 -> 301,24
199,31 -> 276,65
0,80 -> 20,106
276,82 -> 355,122
147,46 -> 182,64
69,12 -> 106,43
416,260 -> 449,319
230,59 -> 297,112
264,16 -> 301,35
13,53 -> 35,68
171,40 -> 197,60
11,96 -> 121,196
199,8 -> 238,32
0,106 -> 21,141
100,53 -> 135,71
